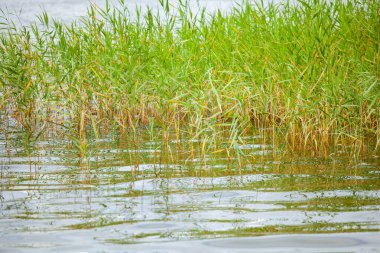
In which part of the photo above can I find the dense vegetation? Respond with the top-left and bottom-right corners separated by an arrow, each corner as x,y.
0,0 -> 379,158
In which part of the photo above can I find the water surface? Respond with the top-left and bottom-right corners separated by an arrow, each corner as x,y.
0,130 -> 379,252
0,0 -> 238,25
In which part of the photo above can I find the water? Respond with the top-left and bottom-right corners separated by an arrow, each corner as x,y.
0,0 -> 238,25
0,129 -> 379,253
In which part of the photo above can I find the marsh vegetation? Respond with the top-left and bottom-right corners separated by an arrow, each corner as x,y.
0,0 -> 379,159
0,0 -> 379,252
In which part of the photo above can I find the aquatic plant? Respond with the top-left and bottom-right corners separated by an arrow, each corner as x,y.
0,0 -> 379,160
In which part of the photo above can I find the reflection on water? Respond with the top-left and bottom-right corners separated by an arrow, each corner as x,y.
0,129 -> 379,253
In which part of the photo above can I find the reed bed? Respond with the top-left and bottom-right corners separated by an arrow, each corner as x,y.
0,0 -> 379,159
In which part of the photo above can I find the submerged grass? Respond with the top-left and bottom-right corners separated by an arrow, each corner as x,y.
68,219 -> 137,230
0,0 -> 379,160
105,223 -> 380,243
190,222 -> 380,238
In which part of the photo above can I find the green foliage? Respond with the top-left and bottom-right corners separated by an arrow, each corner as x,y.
0,0 -> 379,157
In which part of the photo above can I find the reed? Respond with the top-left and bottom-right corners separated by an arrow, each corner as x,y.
0,0 -> 379,160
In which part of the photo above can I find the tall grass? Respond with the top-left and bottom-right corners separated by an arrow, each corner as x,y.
0,0 -> 379,159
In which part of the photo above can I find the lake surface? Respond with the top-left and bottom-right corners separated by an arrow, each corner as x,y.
0,0 -> 240,25
0,129 -> 379,253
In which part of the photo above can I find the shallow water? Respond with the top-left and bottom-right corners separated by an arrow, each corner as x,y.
0,0 -> 239,25
0,129 -> 379,253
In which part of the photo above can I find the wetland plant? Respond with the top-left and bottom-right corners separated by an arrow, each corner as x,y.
0,0 -> 379,161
